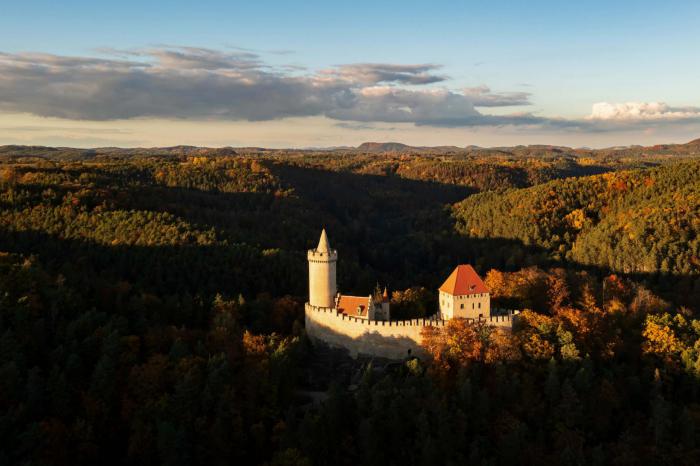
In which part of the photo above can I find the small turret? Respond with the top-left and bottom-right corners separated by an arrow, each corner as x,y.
381,287 -> 391,320
371,284 -> 391,320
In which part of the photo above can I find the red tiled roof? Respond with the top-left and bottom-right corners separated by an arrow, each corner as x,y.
439,264 -> 489,296
337,295 -> 371,317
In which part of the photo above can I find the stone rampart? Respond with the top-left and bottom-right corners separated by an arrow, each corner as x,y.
305,303 -> 517,360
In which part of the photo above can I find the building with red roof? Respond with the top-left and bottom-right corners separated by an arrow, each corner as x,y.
336,295 -> 373,318
438,264 -> 490,320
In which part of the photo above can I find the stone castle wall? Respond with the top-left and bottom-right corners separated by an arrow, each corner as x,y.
305,303 -> 442,359
305,303 -> 515,360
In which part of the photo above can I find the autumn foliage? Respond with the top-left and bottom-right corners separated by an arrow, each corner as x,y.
0,147 -> 698,464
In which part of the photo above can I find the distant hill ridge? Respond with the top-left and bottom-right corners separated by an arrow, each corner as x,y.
357,142 -> 410,152
357,141 -> 464,153
0,137 -> 699,159
354,138 -> 700,153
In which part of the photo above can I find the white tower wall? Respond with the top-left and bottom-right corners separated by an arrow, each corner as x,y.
308,229 -> 337,308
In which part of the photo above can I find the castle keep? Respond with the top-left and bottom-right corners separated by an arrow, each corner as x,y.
305,230 -> 515,359
438,264 -> 491,320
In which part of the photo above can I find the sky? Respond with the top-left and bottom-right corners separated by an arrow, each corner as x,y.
0,0 -> 699,148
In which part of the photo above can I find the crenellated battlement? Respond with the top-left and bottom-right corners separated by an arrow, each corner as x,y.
307,249 -> 338,261
306,303 -> 516,326
305,303 -> 448,327
305,302 -> 435,359
465,309 -> 520,327
304,302 -> 516,359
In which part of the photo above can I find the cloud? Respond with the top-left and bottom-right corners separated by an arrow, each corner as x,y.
324,63 -> 446,85
334,121 -> 396,131
0,47 -> 535,126
144,47 -> 263,70
587,102 -> 700,121
327,87 -> 483,124
3,125 -> 132,134
0,48 -> 329,120
462,85 -> 531,107
0,47 -> 698,133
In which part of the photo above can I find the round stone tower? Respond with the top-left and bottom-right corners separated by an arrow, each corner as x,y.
308,229 -> 337,308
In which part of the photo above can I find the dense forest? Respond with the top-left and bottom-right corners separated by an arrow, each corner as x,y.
454,160 -> 700,306
0,143 -> 699,465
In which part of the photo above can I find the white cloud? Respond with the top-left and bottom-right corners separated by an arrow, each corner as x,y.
0,46 -> 698,134
588,102 -> 700,121
0,47 -> 533,126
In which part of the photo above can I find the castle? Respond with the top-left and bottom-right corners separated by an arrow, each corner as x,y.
305,229 -> 515,359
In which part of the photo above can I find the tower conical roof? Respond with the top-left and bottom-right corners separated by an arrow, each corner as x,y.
317,228 -> 331,252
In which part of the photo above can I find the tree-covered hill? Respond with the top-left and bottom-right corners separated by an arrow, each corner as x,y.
454,160 -> 700,278
0,148 -> 697,304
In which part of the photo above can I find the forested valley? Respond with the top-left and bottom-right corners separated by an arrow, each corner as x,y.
0,142 -> 699,465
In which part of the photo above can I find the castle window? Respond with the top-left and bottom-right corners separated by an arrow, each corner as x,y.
472,303 -> 474,309
460,303 -> 464,309
478,302 -> 481,309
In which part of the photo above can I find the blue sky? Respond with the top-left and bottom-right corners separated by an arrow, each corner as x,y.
1,0 -> 699,147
